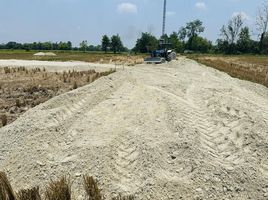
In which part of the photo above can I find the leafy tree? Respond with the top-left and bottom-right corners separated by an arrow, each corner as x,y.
80,40 -> 88,52
101,35 -> 110,53
256,0 -> 268,51
219,14 -> 244,54
186,36 -> 211,53
178,27 -> 187,41
134,32 -> 158,53
220,14 -> 243,45
67,41 -> 72,50
185,20 -> 205,38
260,33 -> 268,53
216,39 -> 230,53
110,34 -> 123,54
178,19 -> 205,50
237,27 -> 252,53
169,32 -> 184,53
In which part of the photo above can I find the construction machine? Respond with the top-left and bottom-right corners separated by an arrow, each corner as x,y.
144,0 -> 176,64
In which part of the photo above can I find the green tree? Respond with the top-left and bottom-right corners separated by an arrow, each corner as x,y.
260,33 -> 268,53
178,27 -> 187,41
80,40 -> 88,52
256,1 -> 268,51
237,27 -> 252,53
134,32 -> 158,53
220,14 -> 243,45
110,34 -> 123,54
101,35 -> 110,53
185,20 -> 205,38
188,36 -> 211,53
67,41 -> 72,50
169,32 -> 184,53
219,14 -> 244,54
178,19 -> 205,50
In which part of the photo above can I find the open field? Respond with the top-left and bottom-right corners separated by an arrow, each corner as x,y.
0,66 -> 115,127
0,57 -> 267,199
189,54 -> 268,87
0,50 -> 144,66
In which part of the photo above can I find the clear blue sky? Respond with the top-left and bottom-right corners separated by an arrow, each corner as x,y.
0,0 -> 263,48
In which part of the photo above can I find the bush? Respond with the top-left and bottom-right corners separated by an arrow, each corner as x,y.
0,171 -> 16,200
83,175 -> 102,200
45,176 -> 71,200
17,187 -> 41,200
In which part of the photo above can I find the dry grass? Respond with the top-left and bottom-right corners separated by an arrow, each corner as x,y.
0,50 -> 144,66
17,187 -> 41,200
0,67 -> 116,127
1,114 -> 7,127
83,175 -> 103,200
44,176 -> 71,200
0,172 -> 135,200
112,194 -> 135,200
0,172 -> 16,200
190,55 -> 268,87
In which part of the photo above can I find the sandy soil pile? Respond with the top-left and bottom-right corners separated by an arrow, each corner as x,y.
0,59 -> 117,72
0,57 -> 267,199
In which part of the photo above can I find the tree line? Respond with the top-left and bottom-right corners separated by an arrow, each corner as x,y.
1,1 -> 268,55
0,34 -> 127,53
133,1 -> 268,54
0,41 -> 73,51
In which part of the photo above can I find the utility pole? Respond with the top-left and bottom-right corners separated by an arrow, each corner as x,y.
162,0 -> 167,37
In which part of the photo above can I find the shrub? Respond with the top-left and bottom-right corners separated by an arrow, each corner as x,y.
45,176 -> 71,200
83,175 -> 102,200
0,171 -> 16,200
17,187 -> 41,200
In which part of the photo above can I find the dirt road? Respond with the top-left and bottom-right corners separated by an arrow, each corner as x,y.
0,57 -> 267,199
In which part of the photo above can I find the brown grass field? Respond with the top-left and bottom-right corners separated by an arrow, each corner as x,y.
189,55 -> 268,88
0,67 -> 115,127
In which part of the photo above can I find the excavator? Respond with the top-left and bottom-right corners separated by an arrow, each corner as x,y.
144,0 -> 177,64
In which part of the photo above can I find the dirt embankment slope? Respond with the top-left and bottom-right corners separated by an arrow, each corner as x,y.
0,57 -> 267,199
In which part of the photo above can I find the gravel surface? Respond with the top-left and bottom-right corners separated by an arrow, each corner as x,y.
0,57 -> 267,199
0,59 -> 118,72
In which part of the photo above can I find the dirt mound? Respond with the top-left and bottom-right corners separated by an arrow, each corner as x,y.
34,52 -> 56,56
0,58 -> 267,199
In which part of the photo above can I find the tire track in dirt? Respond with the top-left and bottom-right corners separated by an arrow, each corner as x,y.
110,134 -> 140,192
186,85 -> 250,169
1,58 -> 267,199
42,76 -> 128,129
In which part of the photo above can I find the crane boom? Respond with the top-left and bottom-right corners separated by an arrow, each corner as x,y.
162,0 -> 167,37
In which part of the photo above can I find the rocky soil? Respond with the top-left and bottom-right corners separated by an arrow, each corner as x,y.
0,57 -> 267,199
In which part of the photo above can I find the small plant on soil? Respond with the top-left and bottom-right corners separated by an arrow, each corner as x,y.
45,176 -> 71,200
17,187 -> 41,200
83,175 -> 103,200
0,171 -> 16,200
1,114 -> 7,127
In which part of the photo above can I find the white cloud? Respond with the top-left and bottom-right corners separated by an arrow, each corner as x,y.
117,3 -> 138,14
195,2 -> 207,10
